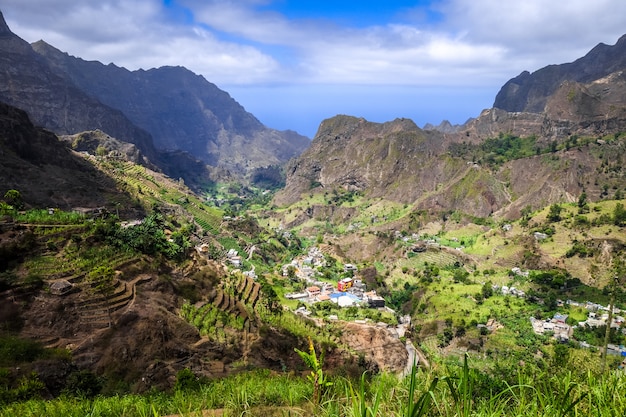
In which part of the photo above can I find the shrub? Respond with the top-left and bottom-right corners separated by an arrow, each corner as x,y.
174,368 -> 201,392
0,336 -> 46,366
63,370 -> 103,398
547,204 -> 563,222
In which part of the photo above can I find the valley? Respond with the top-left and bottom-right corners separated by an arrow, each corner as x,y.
1,9 -> 626,416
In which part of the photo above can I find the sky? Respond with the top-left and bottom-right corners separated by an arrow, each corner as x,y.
3,1 -> 626,138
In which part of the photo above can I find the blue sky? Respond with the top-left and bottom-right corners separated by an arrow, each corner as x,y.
3,1 -> 626,137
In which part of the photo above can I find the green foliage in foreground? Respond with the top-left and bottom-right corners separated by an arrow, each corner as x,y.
2,355 -> 626,416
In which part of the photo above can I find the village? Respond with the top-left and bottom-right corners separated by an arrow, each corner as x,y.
530,300 -> 626,356
279,246 -> 387,310
213,238 -> 626,358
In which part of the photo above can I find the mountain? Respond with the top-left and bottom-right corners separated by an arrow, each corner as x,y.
0,101 -> 141,214
0,11 -> 309,183
30,40 -> 309,175
494,34 -> 626,113
276,35 -> 626,221
423,120 -> 463,133
274,115 -> 515,218
0,12 -> 158,165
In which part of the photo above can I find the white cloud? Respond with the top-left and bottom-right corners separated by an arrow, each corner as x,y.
2,0 -> 281,83
436,0 -> 626,68
2,0 -> 626,87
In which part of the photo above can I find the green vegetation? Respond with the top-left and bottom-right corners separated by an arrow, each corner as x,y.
99,213 -> 192,260
448,133 -> 543,166
1,354 -> 626,416
4,133 -> 626,416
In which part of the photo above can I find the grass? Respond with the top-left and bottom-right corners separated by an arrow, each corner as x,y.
4,355 -> 626,416
13,210 -> 87,225
0,370 -> 311,417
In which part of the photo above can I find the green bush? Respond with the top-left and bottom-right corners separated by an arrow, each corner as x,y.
174,368 -> 201,392
62,370 -> 103,398
0,336 -> 46,366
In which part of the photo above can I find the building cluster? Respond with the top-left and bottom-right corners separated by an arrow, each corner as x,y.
531,300 -> 626,355
283,247 -> 386,309
492,283 -> 526,298
530,314 -> 571,342
226,248 -> 242,267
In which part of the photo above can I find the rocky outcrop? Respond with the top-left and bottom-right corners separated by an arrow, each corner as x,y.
446,108 -> 546,144
339,322 -> 408,373
60,130 -> 145,165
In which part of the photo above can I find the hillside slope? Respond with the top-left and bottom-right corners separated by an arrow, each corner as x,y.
30,40 -> 309,175
0,101 -> 141,213
0,12 -> 158,165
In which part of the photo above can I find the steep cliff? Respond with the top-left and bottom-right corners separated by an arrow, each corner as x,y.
0,12 -> 158,165
31,41 -> 310,174
494,34 -> 626,113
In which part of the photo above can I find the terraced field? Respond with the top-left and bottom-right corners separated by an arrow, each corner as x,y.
74,272 -> 151,331
99,160 -> 223,234
181,274 -> 262,338
407,248 -> 465,267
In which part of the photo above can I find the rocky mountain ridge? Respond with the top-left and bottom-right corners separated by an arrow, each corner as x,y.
276,34 -> 626,220
0,13 -> 158,165
31,40 -> 310,174
0,11 -> 309,186
275,114 -> 621,220
0,101 -> 141,213
494,34 -> 626,113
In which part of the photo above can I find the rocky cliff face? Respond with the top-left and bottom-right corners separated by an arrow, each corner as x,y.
31,40 -> 310,174
0,12 -> 158,165
494,34 -> 626,113
274,115 -> 517,217
447,73 -> 626,147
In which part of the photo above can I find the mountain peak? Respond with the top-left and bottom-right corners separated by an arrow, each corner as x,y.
0,11 -> 12,36
494,33 -> 626,113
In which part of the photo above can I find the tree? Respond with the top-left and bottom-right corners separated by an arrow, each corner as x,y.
547,204 -> 563,222
3,189 -> 23,210
550,140 -> 558,153
286,265 -> 297,280
613,203 -> 626,226
259,278 -> 281,314
453,268 -> 469,284
577,192 -> 589,214
482,281 -> 494,299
